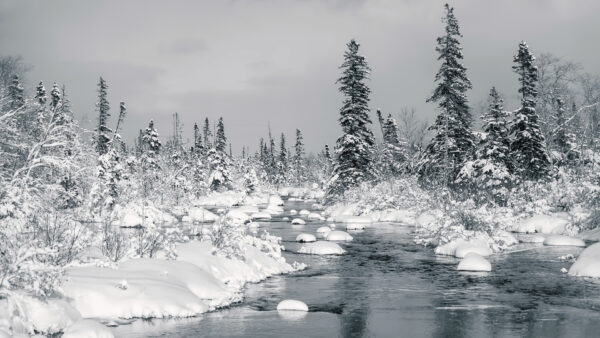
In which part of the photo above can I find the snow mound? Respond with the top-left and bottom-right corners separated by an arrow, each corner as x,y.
369,209 -> 415,223
543,235 -> 585,247
277,299 -> 308,312
187,207 -> 219,223
268,195 -> 284,206
235,205 -> 259,214
436,239 -> 492,258
457,253 -> 492,272
251,212 -> 272,220
340,216 -> 372,224
291,218 -> 306,225
63,319 -> 114,338
346,223 -> 366,231
326,230 -> 353,242
511,214 -> 570,234
226,210 -> 250,224
569,242 -> 600,278
316,226 -> 332,237
299,209 -> 310,216
296,233 -> 316,243
264,205 -> 284,215
290,209 -> 298,215
248,222 -> 260,229
120,209 -> 143,227
307,212 -> 324,221
298,241 -> 345,255
516,233 -> 546,243
282,217 -> 289,221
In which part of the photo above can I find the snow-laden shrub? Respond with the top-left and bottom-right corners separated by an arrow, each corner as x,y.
455,159 -> 513,206
101,222 -> 129,263
133,222 -> 183,259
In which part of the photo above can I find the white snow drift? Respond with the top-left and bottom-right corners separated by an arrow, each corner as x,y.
543,235 -> 585,247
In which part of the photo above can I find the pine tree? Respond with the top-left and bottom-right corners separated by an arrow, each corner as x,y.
215,117 -> 227,153
8,74 -> 24,110
96,77 -> 112,155
380,114 -> 407,177
193,123 -> 203,154
276,133 -> 289,185
293,129 -> 306,183
35,81 -> 47,106
203,117 -> 212,149
509,42 -> 550,180
326,39 -> 376,199
418,4 -> 474,185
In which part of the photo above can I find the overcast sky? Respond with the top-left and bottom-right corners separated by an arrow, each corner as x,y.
1,0 -> 599,153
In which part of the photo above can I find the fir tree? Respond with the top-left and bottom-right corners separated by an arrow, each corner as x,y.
276,133 -> 289,185
193,123 -> 203,154
293,129 -> 306,183
35,81 -> 47,106
203,117 -> 212,149
380,114 -> 407,177
215,117 -> 227,153
509,41 -> 550,179
96,77 -> 112,155
418,3 -> 473,185
8,74 -> 24,110
326,39 -> 376,199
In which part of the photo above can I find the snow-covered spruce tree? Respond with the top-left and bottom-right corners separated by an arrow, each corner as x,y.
215,117 -> 227,152
456,87 -> 513,204
140,120 -> 162,197
8,74 -> 24,110
551,98 -> 578,164
509,41 -> 550,180
203,117 -> 212,150
193,122 -> 203,154
417,4 -> 474,186
293,129 -> 306,184
275,133 -> 289,185
95,77 -> 112,155
326,39 -> 376,200
379,113 -> 408,178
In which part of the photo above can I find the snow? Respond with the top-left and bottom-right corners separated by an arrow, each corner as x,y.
299,209 -> 310,216
368,209 -> 415,223
457,253 -> 492,272
186,207 -> 219,223
226,210 -> 250,224
435,239 -> 492,258
119,208 -> 143,227
264,205 -> 284,215
339,215 -> 372,224
307,212 -> 324,220
543,235 -> 585,247
296,233 -> 316,242
233,205 -> 259,214
326,230 -> 353,242
62,319 -> 114,338
515,233 -> 546,243
251,212 -> 272,220
268,195 -> 284,206
316,226 -> 332,237
277,299 -> 309,312
511,214 -> 570,234
346,223 -> 366,231
291,218 -> 306,225
298,241 -> 346,255
290,209 -> 298,215
416,211 -> 440,227
569,243 -> 600,278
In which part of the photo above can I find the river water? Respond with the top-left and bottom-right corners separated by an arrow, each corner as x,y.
113,201 -> 600,337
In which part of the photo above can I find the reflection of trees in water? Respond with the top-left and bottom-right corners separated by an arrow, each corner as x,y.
336,254 -> 371,338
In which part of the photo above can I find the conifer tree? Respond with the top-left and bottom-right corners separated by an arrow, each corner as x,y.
193,123 -> 203,154
203,117 -> 212,149
276,133 -> 289,184
509,42 -> 550,179
8,74 -> 24,110
35,81 -> 47,106
326,39 -> 376,199
293,129 -> 306,183
380,114 -> 407,177
96,77 -> 112,155
418,4 -> 473,185
215,117 -> 227,153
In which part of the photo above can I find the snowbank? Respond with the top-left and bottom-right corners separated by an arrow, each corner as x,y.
316,226 -> 332,237
296,233 -> 316,242
298,241 -> 345,255
515,233 -> 546,243
543,235 -> 585,247
186,207 -> 219,223
416,211 -> 440,227
62,319 -> 114,338
277,299 -> 308,312
226,210 -> 250,224
569,243 -> 600,278
299,209 -> 310,216
268,195 -> 284,206
457,253 -> 492,272
435,239 -> 492,258
235,205 -> 259,214
511,214 -> 570,234
369,209 -> 415,223
326,230 -> 353,242
291,218 -> 306,225
307,212 -> 324,221
279,187 -> 325,200
251,212 -> 272,220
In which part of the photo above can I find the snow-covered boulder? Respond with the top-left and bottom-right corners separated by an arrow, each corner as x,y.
296,233 -> 316,243
316,226 -> 332,238
120,209 -> 143,227
457,253 -> 492,272
226,210 -> 250,224
326,230 -> 353,242
268,195 -> 284,206
291,218 -> 306,225
516,233 -> 546,243
251,212 -> 272,220
264,205 -> 284,215
63,319 -> 114,338
277,299 -> 308,312
299,209 -> 310,216
569,242 -> 600,278
187,207 -> 219,223
511,214 -> 570,234
298,241 -> 345,255
248,222 -> 260,229
436,239 -> 492,258
282,217 -> 290,221
290,209 -> 298,215
543,235 -> 585,247
346,223 -> 366,231
307,212 -> 324,221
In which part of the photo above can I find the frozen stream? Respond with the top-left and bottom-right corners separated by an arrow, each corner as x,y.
113,200 -> 600,337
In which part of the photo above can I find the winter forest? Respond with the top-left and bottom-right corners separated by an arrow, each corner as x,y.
2,2 -> 600,337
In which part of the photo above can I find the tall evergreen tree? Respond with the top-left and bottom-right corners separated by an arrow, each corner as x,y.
193,123 -> 203,154
95,77 -> 112,155
418,3 -> 473,185
35,81 -> 47,106
326,39 -> 376,199
293,129 -> 306,183
203,117 -> 212,149
276,133 -> 289,184
215,117 -> 227,153
509,42 -> 550,179
8,74 -> 24,110
380,114 -> 407,177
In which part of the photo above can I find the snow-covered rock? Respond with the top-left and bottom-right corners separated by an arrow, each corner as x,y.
120,209 -> 144,227
268,195 -> 284,206
290,209 -> 298,215
543,235 -> 585,247
251,212 -> 272,220
296,233 -> 316,243
369,209 -> 415,223
326,230 -> 353,242
291,218 -> 306,225
277,299 -> 308,312
457,253 -> 492,272
264,205 -> 284,215
515,233 -> 546,243
299,209 -> 310,216
63,319 -> 114,338
436,239 -> 492,258
340,216 -> 372,224
226,210 -> 250,224
282,217 -> 289,221
248,222 -> 260,229
511,214 -> 570,234
346,223 -> 366,231
307,212 -> 324,221
298,241 -> 345,255
316,226 -> 332,238
569,242 -> 600,278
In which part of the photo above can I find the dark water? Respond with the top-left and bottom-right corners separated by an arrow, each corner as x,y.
112,201 -> 600,337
